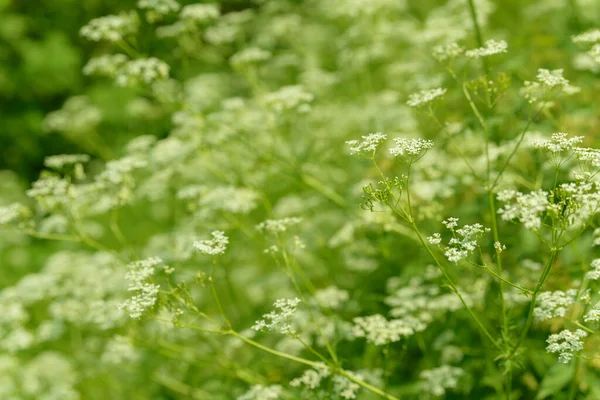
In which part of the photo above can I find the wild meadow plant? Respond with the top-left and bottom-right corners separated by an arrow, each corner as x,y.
1,0 -> 600,398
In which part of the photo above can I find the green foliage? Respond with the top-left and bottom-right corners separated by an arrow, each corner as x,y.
1,0 -> 600,399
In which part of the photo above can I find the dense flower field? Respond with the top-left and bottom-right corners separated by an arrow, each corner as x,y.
1,0 -> 600,398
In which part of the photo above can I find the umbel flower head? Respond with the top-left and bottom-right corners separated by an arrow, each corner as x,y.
194,231 -> 229,256
389,137 -> 434,162
546,329 -> 587,363
346,132 -> 387,158
252,297 -> 301,335
465,39 -> 508,58
406,88 -> 446,108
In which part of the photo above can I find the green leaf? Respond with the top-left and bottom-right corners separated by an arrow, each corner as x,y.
536,363 -> 574,400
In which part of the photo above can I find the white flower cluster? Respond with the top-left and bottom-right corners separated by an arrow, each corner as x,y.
83,54 -> 128,77
193,230 -> 229,256
290,364 -> 362,399
43,96 -> 102,134
263,85 -> 314,113
589,44 -> 600,63
118,257 -> 163,319
290,363 -> 331,389
180,3 -> 220,24
252,298 -> 301,335
533,132 -> 584,153
26,176 -> 71,212
44,154 -> 90,170
430,218 -> 490,263
389,137 -> 434,161
406,87 -> 447,108
352,314 -> 424,345
432,42 -> 464,62
546,329 -> 587,363
137,0 -> 180,16
230,47 -> 272,68
497,189 -> 549,230
332,373 -> 361,399
198,186 -> 260,215
521,69 -> 579,103
346,132 -> 387,157
101,335 -> 140,364
534,290 -> 577,321
80,11 -> 139,42
575,147 -> 600,168
314,286 -> 349,310
584,302 -> 600,323
115,58 -> 170,87
256,217 -> 302,234
419,365 -> 464,396
585,259 -> 600,280
237,384 -> 283,400
0,203 -> 30,226
465,39 -> 508,58
572,29 -> 600,44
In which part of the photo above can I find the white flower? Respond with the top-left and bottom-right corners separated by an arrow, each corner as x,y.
389,137 -> 434,160
494,241 -> 506,252
237,384 -> 282,400
116,58 -> 170,87
352,314 -> 422,345
314,286 -> 349,310
584,301 -> 600,322
80,12 -> 139,42
346,132 -> 387,157
44,154 -> 90,170
534,290 -> 577,321
83,54 -> 129,77
585,259 -> 600,280
137,0 -> 180,15
432,43 -> 464,62
442,217 -> 459,229
0,203 -> 30,226
118,257 -> 163,319
428,233 -> 442,244
546,329 -> 587,363
263,85 -> 314,113
256,217 -> 302,234
420,365 -> 464,396
521,69 -> 579,103
193,231 -> 229,256
230,47 -> 272,68
465,39 -> 508,58
290,363 -> 330,389
252,298 -> 301,335
533,132 -> 583,153
406,88 -> 447,108
180,3 -> 220,24
573,29 -> 600,44
497,190 -> 549,230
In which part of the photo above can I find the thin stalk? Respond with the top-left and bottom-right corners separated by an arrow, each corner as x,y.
508,249 -> 558,359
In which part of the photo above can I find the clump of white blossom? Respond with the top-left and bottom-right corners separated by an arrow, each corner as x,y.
180,3 -> 220,25
419,365 -> 464,396
43,96 -> 102,135
237,384 -> 283,400
115,58 -> 170,87
465,39 -> 508,58
533,132 -> 583,166
252,298 -> 301,335
429,218 -> 490,263
118,257 -> 163,319
80,11 -> 139,42
432,42 -> 465,62
83,54 -> 129,78
346,132 -> 387,157
44,154 -> 90,170
256,217 -> 302,234
546,329 -> 587,363
585,259 -> 600,280
290,364 -> 362,399
497,190 -> 549,230
521,68 -> 580,103
230,47 -> 272,68
314,286 -> 349,310
193,230 -> 229,256
137,0 -> 180,22
352,314 -> 424,345
389,137 -> 434,162
406,88 -> 447,108
534,290 -> 578,321
0,203 -> 30,227
263,85 -> 314,113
